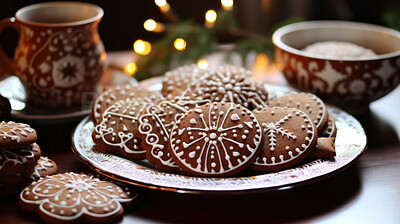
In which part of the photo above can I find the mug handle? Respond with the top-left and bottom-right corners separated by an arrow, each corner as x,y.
0,17 -> 18,80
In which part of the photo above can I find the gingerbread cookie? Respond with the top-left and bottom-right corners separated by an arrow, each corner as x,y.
27,156 -> 58,181
161,64 -> 212,98
309,137 -> 336,159
270,93 -> 329,133
93,99 -> 153,159
0,145 -> 38,177
91,83 -> 162,124
321,112 -> 337,138
185,65 -> 268,110
0,121 -> 37,149
251,107 -> 318,172
19,172 -> 136,224
31,143 -> 41,160
169,102 -> 262,177
137,96 -> 210,172
0,94 -> 11,121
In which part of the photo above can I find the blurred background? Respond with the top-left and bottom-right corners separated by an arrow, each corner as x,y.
1,0 -> 400,79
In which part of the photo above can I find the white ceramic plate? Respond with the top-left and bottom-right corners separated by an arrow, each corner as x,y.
71,79 -> 367,194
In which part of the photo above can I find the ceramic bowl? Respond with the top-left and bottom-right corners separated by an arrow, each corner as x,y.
272,20 -> 400,112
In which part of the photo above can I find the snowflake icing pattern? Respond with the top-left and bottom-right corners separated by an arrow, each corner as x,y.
262,114 -> 297,151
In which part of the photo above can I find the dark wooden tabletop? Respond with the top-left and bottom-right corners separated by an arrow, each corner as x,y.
1,55 -> 399,224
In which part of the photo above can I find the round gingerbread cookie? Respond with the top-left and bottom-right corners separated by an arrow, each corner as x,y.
93,98 -> 153,159
0,121 -> 37,149
169,102 -> 263,177
137,96 -> 211,172
161,64 -> 212,98
185,65 -> 269,110
91,83 -> 163,124
26,156 -> 58,181
19,172 -> 137,224
321,112 -> 337,138
270,93 -> 329,133
0,145 -> 38,177
0,94 -> 11,121
251,107 -> 318,172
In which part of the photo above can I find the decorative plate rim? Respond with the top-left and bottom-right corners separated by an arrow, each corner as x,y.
71,81 -> 367,194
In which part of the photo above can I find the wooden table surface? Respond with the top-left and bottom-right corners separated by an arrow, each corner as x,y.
1,56 -> 399,224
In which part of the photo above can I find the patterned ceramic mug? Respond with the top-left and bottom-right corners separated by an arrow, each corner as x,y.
0,2 -> 106,110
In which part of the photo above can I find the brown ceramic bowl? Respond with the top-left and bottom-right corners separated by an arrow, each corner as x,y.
272,20 -> 400,113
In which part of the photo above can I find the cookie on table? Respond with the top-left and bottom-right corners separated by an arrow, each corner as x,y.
251,107 -> 318,172
0,121 -> 37,149
137,96 -> 210,172
91,83 -> 163,124
0,144 -> 39,182
92,98 -> 153,159
26,156 -> 58,181
270,93 -> 329,133
321,112 -> 337,138
185,65 -> 269,110
169,102 -> 263,177
0,94 -> 11,121
19,172 -> 137,224
161,64 -> 212,98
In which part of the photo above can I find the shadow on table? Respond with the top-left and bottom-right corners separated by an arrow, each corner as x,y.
355,109 -> 400,149
129,164 -> 361,224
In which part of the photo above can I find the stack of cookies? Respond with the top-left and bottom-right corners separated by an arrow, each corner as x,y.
92,64 -> 336,177
0,121 -> 57,196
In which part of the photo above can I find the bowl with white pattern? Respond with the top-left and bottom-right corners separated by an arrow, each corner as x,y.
272,20 -> 400,113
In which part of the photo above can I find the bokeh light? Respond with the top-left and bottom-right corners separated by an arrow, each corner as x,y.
144,19 -> 157,31
205,10 -> 217,23
174,38 -> 186,50
133,39 -> 152,55
221,0 -> 233,10
197,59 -> 208,69
125,63 -> 138,75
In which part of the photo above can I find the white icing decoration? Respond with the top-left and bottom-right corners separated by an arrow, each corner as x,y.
30,157 -> 55,180
230,114 -> 240,121
190,118 -> 197,124
262,114 -> 297,152
19,173 -> 134,221
170,103 -> 262,175
94,99 -> 148,155
0,121 -> 34,143
254,108 -> 316,167
0,147 -> 35,170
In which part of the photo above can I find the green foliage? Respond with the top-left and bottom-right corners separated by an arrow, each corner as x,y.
134,9 -> 277,81
382,5 -> 400,31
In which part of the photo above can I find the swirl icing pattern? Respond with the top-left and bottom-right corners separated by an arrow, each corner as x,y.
138,96 -> 211,172
93,99 -> 153,159
19,172 -> 136,223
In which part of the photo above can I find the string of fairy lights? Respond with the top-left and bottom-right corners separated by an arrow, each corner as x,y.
126,0 -> 234,74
